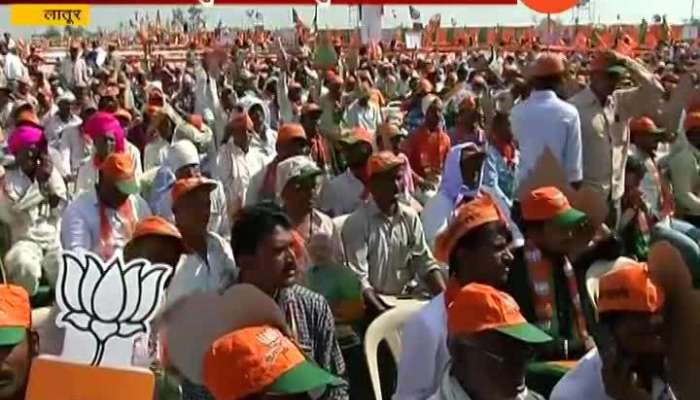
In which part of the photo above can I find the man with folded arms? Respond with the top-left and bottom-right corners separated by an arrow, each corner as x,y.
551,262 -> 673,400
202,325 -> 344,400
429,283 -> 551,399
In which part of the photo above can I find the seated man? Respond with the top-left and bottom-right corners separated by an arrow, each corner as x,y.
153,140 -> 229,239
202,325 -> 344,400
395,195 -> 515,400
1,125 -> 67,295
429,283 -> 551,399
508,186 -> 594,360
663,111 -> 700,226
166,177 -> 237,306
232,204 -> 349,400
550,261 -> 673,400
123,216 -> 184,270
343,151 -> 446,312
61,152 -> 151,259
0,284 -> 38,400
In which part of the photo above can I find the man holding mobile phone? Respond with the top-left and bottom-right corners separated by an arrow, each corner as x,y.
550,261 -> 674,400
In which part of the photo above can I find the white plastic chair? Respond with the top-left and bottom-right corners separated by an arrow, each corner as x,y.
364,301 -> 424,400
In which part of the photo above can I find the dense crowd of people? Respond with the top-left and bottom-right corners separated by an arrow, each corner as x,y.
1,26 -> 700,400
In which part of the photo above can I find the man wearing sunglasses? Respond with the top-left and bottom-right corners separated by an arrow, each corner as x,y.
428,283 -> 551,400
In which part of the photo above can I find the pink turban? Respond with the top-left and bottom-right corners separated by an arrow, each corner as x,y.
8,125 -> 46,155
82,111 -> 125,153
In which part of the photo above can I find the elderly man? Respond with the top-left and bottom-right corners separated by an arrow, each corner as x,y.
123,216 -> 184,270
344,83 -> 382,135
551,262 -> 672,400
510,53 -> 583,189
569,50 -> 663,227
232,204 -> 349,400
44,92 -> 83,174
428,283 -> 551,399
343,151 -> 446,311
214,111 -> 267,219
1,125 -> 67,295
61,152 -> 151,259
59,42 -> 89,90
144,106 -> 180,172
396,195 -> 516,400
664,112 -> 700,226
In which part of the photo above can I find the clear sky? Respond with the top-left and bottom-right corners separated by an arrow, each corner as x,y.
0,1 -> 695,37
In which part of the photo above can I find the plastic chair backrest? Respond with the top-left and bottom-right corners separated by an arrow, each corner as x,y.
364,302 -> 424,400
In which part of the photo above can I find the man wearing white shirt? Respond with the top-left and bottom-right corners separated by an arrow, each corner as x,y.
144,107 -> 179,172
550,262 -> 674,400
395,195 -> 515,400
44,91 -> 81,155
510,53 -> 583,188
61,153 -> 151,259
165,176 -> 238,307
59,44 -> 90,90
343,83 -> 382,134
3,46 -> 26,83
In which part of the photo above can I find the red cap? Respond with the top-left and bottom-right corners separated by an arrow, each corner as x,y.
531,53 -> 566,77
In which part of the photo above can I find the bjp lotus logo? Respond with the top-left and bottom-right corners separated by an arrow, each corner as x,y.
55,251 -> 172,366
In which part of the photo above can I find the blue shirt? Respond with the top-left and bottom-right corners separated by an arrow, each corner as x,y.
510,90 -> 583,187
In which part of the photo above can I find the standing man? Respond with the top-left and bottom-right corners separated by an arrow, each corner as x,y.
59,42 -> 89,91
569,50 -> 663,227
231,204 -> 349,400
510,53 -> 583,189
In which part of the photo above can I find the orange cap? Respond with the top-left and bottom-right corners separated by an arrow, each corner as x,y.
203,326 -> 341,399
189,114 -> 204,131
532,53 -> 566,77
684,111 -> 700,131
230,112 -> 254,132
99,153 -> 139,195
588,52 -> 627,75
598,262 -> 665,314
132,216 -> 182,241
339,127 -> 374,146
0,285 -> 31,345
367,151 -> 404,178
16,110 -> 41,127
447,283 -> 552,343
172,176 -> 217,205
629,116 -> 665,135
433,195 -> 505,264
277,123 -> 307,145
521,186 -> 587,227
459,95 -> 477,112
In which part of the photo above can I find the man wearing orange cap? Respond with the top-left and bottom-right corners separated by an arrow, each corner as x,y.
663,111 -> 700,226
550,262 -> 673,400
343,151 -> 445,306
320,127 -> 374,217
428,283 -> 551,400
166,176 -> 237,307
396,196 -> 516,400
508,186 -> 593,360
214,110 -> 267,220
123,215 -> 184,270
300,102 -> 332,173
0,285 -> 38,400
61,152 -> 151,259
511,52 -> 583,190
448,93 -> 485,146
202,325 -> 344,400
569,50 -> 663,227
